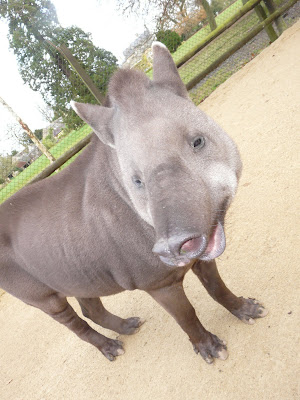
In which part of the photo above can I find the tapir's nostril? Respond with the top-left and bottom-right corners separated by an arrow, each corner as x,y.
153,234 -> 206,259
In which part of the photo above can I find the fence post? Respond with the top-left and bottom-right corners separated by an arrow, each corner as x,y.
185,0 -> 297,90
242,0 -> 278,42
263,0 -> 287,34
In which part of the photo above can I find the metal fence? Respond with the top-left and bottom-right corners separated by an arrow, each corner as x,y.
0,0 -> 299,204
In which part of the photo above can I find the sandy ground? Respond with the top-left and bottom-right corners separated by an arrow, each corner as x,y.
1,20 -> 299,400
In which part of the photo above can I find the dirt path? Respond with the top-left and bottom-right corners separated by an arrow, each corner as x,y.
1,20 -> 299,400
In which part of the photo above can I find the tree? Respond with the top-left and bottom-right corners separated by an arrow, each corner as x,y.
173,7 -> 206,39
195,0 -> 217,31
116,0 -> 206,31
34,129 -> 43,141
6,123 -> 33,147
210,0 -> 232,16
0,0 -> 118,131
156,30 -> 183,52
0,153 -> 14,182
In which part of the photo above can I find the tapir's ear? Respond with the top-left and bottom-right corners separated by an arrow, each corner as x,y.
71,101 -> 115,148
152,41 -> 188,98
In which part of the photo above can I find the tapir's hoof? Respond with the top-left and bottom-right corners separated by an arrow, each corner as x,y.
193,333 -> 228,364
99,339 -> 125,361
121,317 -> 145,335
231,297 -> 268,324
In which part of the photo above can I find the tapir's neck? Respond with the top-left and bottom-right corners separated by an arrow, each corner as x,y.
85,134 -> 134,212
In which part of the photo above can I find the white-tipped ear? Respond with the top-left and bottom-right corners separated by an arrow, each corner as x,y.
152,41 -> 188,98
152,41 -> 167,50
71,101 -> 115,148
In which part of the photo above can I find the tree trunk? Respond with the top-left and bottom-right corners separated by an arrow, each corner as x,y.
0,97 -> 56,163
200,0 -> 217,31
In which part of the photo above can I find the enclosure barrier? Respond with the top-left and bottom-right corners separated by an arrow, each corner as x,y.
0,0 -> 298,200
176,0 -> 263,67
185,0 -> 297,89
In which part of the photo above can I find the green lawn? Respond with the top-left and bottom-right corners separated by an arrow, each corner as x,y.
0,0 -> 283,204
172,0 -> 245,66
145,0 -> 245,78
0,124 -> 92,204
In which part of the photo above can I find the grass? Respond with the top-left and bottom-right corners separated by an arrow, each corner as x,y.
144,0 -> 245,77
0,124 -> 92,204
172,0 -> 245,66
144,0 -> 273,97
178,11 -> 260,85
0,0 -> 284,204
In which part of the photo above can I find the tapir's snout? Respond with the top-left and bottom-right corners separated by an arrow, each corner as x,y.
152,222 -> 226,267
152,234 -> 206,266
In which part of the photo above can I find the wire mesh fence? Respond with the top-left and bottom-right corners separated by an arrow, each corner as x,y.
0,0 -> 299,204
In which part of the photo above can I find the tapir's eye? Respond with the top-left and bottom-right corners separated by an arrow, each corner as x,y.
192,136 -> 205,150
132,176 -> 144,189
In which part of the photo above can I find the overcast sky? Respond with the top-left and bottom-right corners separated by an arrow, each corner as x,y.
0,0 -> 148,154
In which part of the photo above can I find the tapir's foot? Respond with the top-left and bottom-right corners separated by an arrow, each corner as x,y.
193,333 -> 228,364
119,317 -> 145,335
98,338 -> 125,361
231,297 -> 268,324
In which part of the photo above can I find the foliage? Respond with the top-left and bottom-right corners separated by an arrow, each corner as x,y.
156,30 -> 183,53
173,8 -> 206,39
0,153 -> 14,182
6,123 -> 33,147
0,0 -> 118,131
195,0 -> 217,30
210,0 -> 233,16
42,133 -> 56,150
34,129 -> 43,141
116,0 -> 205,30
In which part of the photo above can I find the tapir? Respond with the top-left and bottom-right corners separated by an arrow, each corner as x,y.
0,42 -> 267,364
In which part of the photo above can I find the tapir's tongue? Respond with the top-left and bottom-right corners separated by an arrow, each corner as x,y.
201,222 -> 226,261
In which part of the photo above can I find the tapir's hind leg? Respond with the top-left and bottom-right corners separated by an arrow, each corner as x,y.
0,263 -> 124,361
192,260 -> 268,324
77,297 -> 143,335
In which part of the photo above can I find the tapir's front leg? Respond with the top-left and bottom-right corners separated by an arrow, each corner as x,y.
147,283 -> 228,364
192,260 -> 268,324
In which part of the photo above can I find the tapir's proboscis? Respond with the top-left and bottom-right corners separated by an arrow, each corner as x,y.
0,42 -> 267,364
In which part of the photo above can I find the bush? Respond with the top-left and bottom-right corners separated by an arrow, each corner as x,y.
42,133 -> 56,150
156,30 -> 183,53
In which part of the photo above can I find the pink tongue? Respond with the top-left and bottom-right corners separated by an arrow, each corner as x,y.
205,223 -> 224,257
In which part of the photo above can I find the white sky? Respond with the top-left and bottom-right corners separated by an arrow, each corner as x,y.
0,0 -> 148,154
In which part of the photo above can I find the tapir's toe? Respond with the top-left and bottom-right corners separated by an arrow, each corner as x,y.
100,339 -> 125,361
121,317 -> 145,335
193,333 -> 228,364
231,297 -> 268,324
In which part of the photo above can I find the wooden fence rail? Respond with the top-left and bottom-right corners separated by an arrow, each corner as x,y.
184,0 -> 297,90
17,0 -> 297,187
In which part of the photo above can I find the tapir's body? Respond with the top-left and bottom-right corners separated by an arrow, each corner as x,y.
0,42 -> 267,363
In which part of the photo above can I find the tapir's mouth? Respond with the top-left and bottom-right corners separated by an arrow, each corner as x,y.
198,221 -> 226,261
157,222 -> 226,267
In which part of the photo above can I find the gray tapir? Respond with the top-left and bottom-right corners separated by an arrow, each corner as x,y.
0,42 -> 267,364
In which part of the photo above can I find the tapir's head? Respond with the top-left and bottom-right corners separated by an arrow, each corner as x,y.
72,42 -> 242,267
